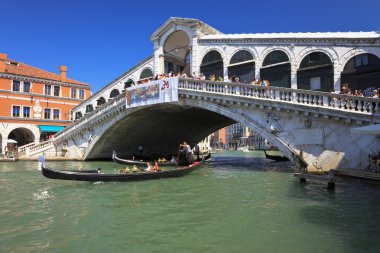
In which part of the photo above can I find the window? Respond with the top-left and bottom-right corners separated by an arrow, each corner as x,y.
45,85 -> 51,95
23,82 -> 31,92
79,89 -> 85,99
23,107 -> 31,118
13,80 -> 20,92
12,106 -> 20,117
53,86 -> 60,96
71,88 -> 77,99
44,108 -> 51,119
53,109 -> 60,120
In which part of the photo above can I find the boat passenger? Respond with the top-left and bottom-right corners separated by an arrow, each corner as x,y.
170,156 -> 177,163
153,161 -> 161,172
125,167 -> 130,173
145,162 -> 152,172
132,165 -> 138,173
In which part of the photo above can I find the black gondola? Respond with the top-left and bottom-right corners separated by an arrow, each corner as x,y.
264,150 -> 289,161
113,152 -> 211,166
41,162 -> 202,182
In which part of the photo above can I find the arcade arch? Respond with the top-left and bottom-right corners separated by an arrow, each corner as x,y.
8,128 -> 35,147
110,89 -> 120,99
341,53 -> 380,91
97,97 -> 106,107
228,50 -> 255,83
260,50 -> 291,88
139,68 -> 154,81
75,111 -> 83,120
85,104 -> 94,113
163,30 -> 191,76
297,52 -> 333,92
124,79 -> 135,90
200,50 -> 224,80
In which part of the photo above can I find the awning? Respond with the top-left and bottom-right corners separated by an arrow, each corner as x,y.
38,125 -> 65,133
350,124 -> 380,135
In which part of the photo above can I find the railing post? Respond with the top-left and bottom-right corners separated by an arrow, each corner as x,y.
322,95 -> 329,107
275,90 -> 281,100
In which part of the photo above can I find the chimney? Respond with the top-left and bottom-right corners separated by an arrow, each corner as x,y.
60,65 -> 67,82
0,53 -> 7,73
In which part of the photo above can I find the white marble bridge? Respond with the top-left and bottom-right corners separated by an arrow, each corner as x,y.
23,77 -> 380,172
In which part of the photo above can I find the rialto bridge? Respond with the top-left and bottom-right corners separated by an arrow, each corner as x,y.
18,17 -> 380,171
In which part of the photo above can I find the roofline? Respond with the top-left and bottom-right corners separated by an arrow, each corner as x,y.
150,17 -> 222,41
71,54 -> 154,111
1,58 -> 89,86
0,72 -> 91,89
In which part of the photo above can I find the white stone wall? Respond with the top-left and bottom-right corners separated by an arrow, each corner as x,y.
0,123 -> 40,155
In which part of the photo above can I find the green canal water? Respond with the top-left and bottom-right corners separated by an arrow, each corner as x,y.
1,151 -> 380,253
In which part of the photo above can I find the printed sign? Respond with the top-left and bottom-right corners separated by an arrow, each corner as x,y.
125,77 -> 178,108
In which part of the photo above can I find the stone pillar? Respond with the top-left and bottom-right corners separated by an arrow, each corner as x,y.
223,66 -> 229,81
191,36 -> 199,75
255,61 -> 261,80
153,40 -> 164,75
291,65 -> 298,89
333,65 -> 342,92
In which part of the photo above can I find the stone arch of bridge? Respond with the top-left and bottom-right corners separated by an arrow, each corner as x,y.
81,98 -> 300,166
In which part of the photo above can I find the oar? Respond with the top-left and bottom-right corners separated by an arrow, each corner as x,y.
176,145 -> 181,166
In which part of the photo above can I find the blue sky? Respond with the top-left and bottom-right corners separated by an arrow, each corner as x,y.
1,0 -> 380,92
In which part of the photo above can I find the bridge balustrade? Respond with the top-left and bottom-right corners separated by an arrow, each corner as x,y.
178,78 -> 380,114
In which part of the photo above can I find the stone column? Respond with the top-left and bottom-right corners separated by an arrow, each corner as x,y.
153,40 -> 164,75
333,64 -> 342,92
191,36 -> 199,75
255,60 -> 261,80
290,65 -> 298,89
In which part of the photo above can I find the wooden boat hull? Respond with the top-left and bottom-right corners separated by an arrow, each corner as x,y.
41,162 -> 202,182
264,150 -> 289,161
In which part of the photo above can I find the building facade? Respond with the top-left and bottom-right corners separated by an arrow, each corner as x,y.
0,53 -> 91,155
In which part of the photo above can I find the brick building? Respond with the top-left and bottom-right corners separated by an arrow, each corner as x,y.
0,53 -> 91,155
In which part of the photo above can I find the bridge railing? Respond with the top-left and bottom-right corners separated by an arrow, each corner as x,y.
178,78 -> 380,114
54,91 -> 127,140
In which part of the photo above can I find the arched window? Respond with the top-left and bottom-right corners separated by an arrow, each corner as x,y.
200,50 -> 224,80
75,112 -> 83,120
140,68 -> 154,80
341,53 -> 380,91
228,50 -> 255,83
261,50 -> 290,88
110,89 -> 120,99
97,97 -> 106,106
124,79 -> 135,89
297,52 -> 333,91
85,104 -> 94,113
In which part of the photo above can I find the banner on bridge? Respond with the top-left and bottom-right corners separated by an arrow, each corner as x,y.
125,77 -> 178,108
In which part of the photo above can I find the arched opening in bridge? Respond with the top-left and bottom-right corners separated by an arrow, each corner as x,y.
297,52 -> 333,92
97,97 -> 106,107
200,50 -> 224,80
163,30 -> 191,76
8,128 -> 34,147
75,111 -> 83,120
228,50 -> 255,83
341,53 -> 380,91
260,50 -> 291,88
85,104 -> 94,113
109,89 -> 120,99
86,104 -> 236,160
139,68 -> 154,83
124,79 -> 135,90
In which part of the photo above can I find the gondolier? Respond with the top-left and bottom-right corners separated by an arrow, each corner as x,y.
180,141 -> 192,164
